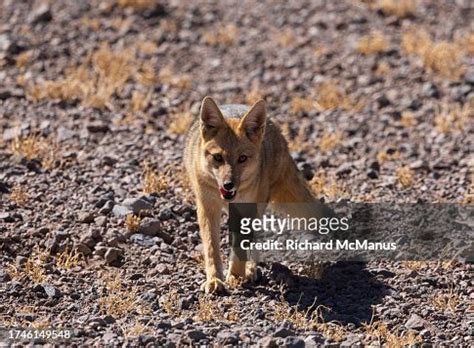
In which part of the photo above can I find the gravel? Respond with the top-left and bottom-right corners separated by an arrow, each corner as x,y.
0,0 -> 471,346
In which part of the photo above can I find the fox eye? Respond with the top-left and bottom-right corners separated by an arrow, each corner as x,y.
213,154 -> 224,163
238,155 -> 248,163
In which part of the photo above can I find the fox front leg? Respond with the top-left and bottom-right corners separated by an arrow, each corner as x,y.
196,194 -> 226,294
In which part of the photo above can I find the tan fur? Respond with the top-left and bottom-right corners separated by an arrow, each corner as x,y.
184,97 -> 328,293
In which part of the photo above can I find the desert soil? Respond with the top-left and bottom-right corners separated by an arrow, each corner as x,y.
0,0 -> 473,346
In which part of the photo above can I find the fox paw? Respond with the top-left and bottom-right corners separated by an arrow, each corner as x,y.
245,263 -> 258,283
200,277 -> 226,294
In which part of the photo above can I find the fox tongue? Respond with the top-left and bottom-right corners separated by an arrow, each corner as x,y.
219,187 -> 234,198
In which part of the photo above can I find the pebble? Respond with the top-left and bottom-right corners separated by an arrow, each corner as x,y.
42,284 -> 62,299
104,247 -> 123,266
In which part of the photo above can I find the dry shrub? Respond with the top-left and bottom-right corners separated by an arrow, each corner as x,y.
319,132 -> 343,152
290,96 -> 314,114
10,185 -> 29,206
400,111 -> 416,127
397,166 -> 414,188
142,162 -> 168,194
356,31 -> 389,55
126,214 -> 141,233
10,134 -> 58,169
27,43 -> 158,109
276,29 -> 296,47
117,0 -> 154,10
203,24 -> 238,46
168,111 -> 194,135
432,288 -> 460,313
376,0 -> 417,18
310,171 -> 347,200
402,29 -> 466,79
129,89 -> 152,113
434,99 -> 473,134
315,81 -> 363,111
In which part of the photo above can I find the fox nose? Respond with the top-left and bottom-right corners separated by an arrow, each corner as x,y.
223,181 -> 234,191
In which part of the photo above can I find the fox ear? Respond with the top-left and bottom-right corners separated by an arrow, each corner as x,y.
200,96 -> 224,131
239,99 -> 266,142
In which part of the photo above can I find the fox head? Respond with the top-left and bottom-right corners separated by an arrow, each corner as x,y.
199,96 -> 267,201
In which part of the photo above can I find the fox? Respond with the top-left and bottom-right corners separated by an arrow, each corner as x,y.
184,96 -> 331,294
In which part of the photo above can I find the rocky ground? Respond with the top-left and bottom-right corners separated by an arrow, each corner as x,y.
0,0 -> 472,346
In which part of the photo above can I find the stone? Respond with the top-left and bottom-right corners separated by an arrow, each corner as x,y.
104,247 -> 123,266
77,211 -> 95,223
405,314 -> 428,330
42,284 -> 62,298
273,327 -> 293,338
99,200 -> 114,215
112,205 -> 132,217
122,196 -> 153,214
258,336 -> 277,348
139,218 -> 161,236
186,329 -> 207,341
29,3 -> 52,24
86,121 -> 109,133
284,336 -> 305,348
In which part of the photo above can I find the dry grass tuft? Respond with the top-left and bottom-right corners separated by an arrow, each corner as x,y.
375,61 -> 391,76
142,162 -> 168,194
126,214 -> 141,233
10,185 -> 29,206
246,88 -> 264,105
56,248 -> 82,270
10,134 -> 58,169
376,0 -> 417,18
98,274 -> 149,317
136,40 -> 158,55
168,111 -> 194,135
397,166 -> 414,188
297,262 -> 325,279
273,295 -> 346,342
310,170 -> 347,200
315,81 -> 363,111
319,132 -> 343,152
434,99 -> 473,134
7,250 -> 48,284
376,150 -> 400,164
194,296 -> 239,322
121,320 -> 153,339
276,29 -> 296,47
16,50 -> 34,69
158,66 -> 191,90
362,319 -> 421,346
400,111 -> 416,128
356,31 -> 389,55
402,29 -> 466,79
402,260 -> 428,271
26,43 -> 161,109
162,289 -> 180,315
290,96 -> 315,114
203,24 -> 238,46
117,0 -> 154,10
432,288 -> 460,313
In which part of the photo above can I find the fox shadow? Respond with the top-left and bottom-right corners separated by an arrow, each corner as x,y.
254,261 -> 390,326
